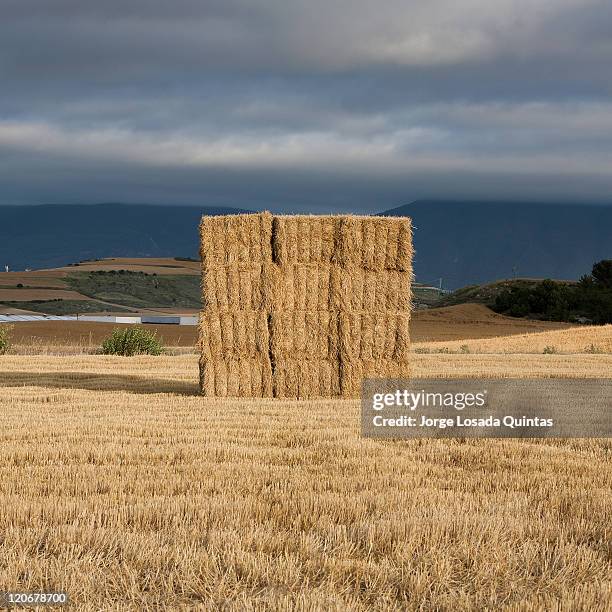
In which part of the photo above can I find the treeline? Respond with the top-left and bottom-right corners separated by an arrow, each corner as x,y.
493,260 -> 612,324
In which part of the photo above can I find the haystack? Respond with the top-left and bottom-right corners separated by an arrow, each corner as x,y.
273,360 -> 341,399
199,212 -> 412,398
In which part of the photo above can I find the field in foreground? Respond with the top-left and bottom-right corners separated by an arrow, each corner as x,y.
0,354 -> 610,610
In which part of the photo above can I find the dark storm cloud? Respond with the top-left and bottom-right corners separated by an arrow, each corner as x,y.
1,0 -> 612,210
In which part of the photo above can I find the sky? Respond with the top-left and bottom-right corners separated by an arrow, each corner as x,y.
1,0 -> 612,213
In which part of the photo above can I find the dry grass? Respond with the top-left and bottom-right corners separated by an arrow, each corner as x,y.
0,354 -> 609,609
414,323 -> 612,355
410,304 -> 573,342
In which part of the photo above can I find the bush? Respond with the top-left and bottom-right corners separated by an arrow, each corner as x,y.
493,260 -> 612,324
543,345 -> 557,354
0,324 -> 13,355
101,327 -> 164,356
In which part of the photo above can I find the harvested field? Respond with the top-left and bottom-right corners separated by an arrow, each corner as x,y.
410,303 -> 573,342
58,257 -> 200,275
3,303 -> 592,354
0,272 -> 69,288
4,321 -> 195,353
0,353 -> 609,610
0,288 -> 90,301
415,324 -> 612,354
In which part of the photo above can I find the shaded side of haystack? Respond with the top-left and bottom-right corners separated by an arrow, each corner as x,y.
199,310 -> 269,359
269,311 -> 339,360
200,212 -> 273,269
330,266 -> 412,311
272,360 -> 341,399
339,359 -> 411,398
199,357 -> 273,397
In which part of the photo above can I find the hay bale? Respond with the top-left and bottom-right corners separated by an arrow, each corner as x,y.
202,263 -> 276,311
200,212 -> 273,269
199,310 -> 269,359
271,264 -> 333,311
200,357 -> 273,397
271,215 -> 338,265
339,359 -> 411,398
336,216 -> 412,270
339,313 -> 410,361
199,212 -> 413,399
273,360 -> 341,399
270,311 -> 338,360
330,266 -> 412,311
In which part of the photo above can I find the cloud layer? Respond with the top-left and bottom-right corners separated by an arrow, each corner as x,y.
2,0 -> 612,210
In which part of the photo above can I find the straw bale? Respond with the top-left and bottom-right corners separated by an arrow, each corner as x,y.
271,264 -> 333,311
199,211 -> 414,399
336,216 -> 412,270
339,359 -> 411,398
270,311 -> 338,360
202,263 -> 276,311
199,357 -> 273,397
272,215 -> 338,265
339,312 -> 410,361
330,266 -> 411,311
199,310 -> 269,359
273,360 -> 341,399
200,212 -> 272,269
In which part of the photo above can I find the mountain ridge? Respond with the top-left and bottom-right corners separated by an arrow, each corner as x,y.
1,201 -> 610,288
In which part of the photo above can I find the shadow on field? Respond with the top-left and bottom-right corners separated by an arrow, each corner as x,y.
0,372 -> 200,396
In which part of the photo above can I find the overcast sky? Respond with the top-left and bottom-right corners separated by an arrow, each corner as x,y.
2,0 -> 612,212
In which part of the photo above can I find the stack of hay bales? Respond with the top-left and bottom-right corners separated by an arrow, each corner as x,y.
199,212 -> 412,399
199,212 -> 274,397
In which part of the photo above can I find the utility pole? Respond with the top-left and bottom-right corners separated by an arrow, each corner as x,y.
438,278 -> 443,295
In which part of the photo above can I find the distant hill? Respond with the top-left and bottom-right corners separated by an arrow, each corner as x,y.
0,257 -> 202,315
0,203 -> 247,271
381,201 -> 612,288
1,201 -> 610,288
435,278 -> 573,308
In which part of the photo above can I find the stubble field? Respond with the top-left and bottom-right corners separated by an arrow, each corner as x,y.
0,342 -> 610,610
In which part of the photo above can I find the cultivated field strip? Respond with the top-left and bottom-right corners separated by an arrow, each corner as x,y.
415,323 -> 612,355
0,355 -> 610,610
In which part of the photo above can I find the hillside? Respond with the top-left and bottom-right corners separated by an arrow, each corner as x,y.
0,257 -> 200,315
382,200 -> 611,288
0,203 -> 246,271
1,201 -> 610,288
434,278 -> 574,308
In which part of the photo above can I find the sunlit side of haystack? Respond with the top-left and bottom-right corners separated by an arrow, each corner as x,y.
199,212 -> 412,398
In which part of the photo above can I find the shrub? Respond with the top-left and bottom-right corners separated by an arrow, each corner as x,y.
101,327 -> 164,356
0,324 -> 13,355
543,345 -> 557,354
584,344 -> 604,354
